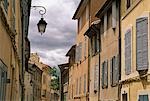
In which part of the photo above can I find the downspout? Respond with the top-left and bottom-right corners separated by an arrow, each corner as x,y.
98,24 -> 101,101
87,0 -> 91,101
118,0 -> 122,100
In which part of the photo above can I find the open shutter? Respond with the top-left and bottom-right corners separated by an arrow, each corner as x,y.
136,17 -> 148,70
142,18 -> 148,69
125,30 -> 131,75
110,58 -> 113,85
112,0 -> 117,29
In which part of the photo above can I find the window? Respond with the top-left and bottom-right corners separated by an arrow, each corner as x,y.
94,65 -> 99,92
126,0 -> 131,9
43,75 -> 46,84
86,5 -> 89,20
110,56 -> 119,86
112,0 -> 117,29
136,17 -> 148,71
107,7 -> 112,29
79,77 -> 81,94
125,29 -> 131,75
102,61 -> 108,88
76,78 -> 78,95
3,0 -> 8,13
78,17 -> 82,31
100,16 -> 104,34
84,36 -> 87,58
0,60 -> 7,101
91,33 -> 100,56
75,42 -> 82,63
122,93 -> 128,101
139,95 -> 149,101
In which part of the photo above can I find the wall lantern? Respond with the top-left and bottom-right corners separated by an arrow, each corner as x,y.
31,6 -> 47,35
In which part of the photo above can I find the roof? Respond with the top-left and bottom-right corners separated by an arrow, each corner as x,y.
66,45 -> 76,56
72,0 -> 89,20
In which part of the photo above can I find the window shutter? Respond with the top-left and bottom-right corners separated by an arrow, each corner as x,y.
4,0 -> 8,13
106,61 -> 108,86
142,19 -> 148,69
84,37 -> 87,57
75,45 -> 79,63
79,42 -> 82,61
112,0 -> 117,29
136,17 -> 148,70
94,64 -> 99,91
125,30 -> 131,75
110,58 -> 113,85
104,13 -> 107,32
104,61 -> 108,87
115,55 -> 119,83
102,62 -> 105,88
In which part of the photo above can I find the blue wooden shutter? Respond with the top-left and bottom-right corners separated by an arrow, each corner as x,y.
136,17 -> 148,70
125,29 -> 131,75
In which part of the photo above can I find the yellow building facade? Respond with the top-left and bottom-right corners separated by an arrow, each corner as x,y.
121,0 -> 150,101
29,53 -> 51,101
0,0 -> 31,100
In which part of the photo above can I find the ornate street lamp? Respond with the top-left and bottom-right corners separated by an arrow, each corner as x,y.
31,6 -> 47,35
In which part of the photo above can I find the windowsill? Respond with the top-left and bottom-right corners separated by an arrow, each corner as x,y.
121,0 -> 142,20
92,51 -> 100,57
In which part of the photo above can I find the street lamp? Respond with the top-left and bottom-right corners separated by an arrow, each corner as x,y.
31,6 -> 47,35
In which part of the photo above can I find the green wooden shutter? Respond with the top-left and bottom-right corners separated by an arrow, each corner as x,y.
136,17 -> 148,70
79,42 -> 82,61
104,61 -> 108,87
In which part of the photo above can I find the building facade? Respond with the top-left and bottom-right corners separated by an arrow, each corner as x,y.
0,0 -> 31,100
58,63 -> 69,101
120,0 -> 150,101
29,53 -> 52,101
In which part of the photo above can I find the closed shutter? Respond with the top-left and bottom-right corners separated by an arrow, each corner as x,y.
75,45 -> 79,63
136,17 -> 148,70
110,58 -> 113,85
104,61 -> 108,87
104,13 -> 107,32
94,65 -> 99,91
79,42 -> 82,61
112,0 -> 117,29
112,57 -> 115,85
125,29 -> 131,75
102,62 -> 105,88
115,55 -> 119,83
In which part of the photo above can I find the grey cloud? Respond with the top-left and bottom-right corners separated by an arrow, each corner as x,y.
29,0 -> 80,66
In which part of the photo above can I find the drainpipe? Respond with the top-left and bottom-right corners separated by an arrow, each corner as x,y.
98,24 -> 101,101
87,0 -> 91,101
118,0 -> 122,100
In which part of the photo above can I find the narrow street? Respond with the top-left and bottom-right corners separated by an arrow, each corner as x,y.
0,0 -> 150,101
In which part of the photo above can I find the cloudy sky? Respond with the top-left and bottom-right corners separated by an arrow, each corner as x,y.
28,0 -> 80,67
